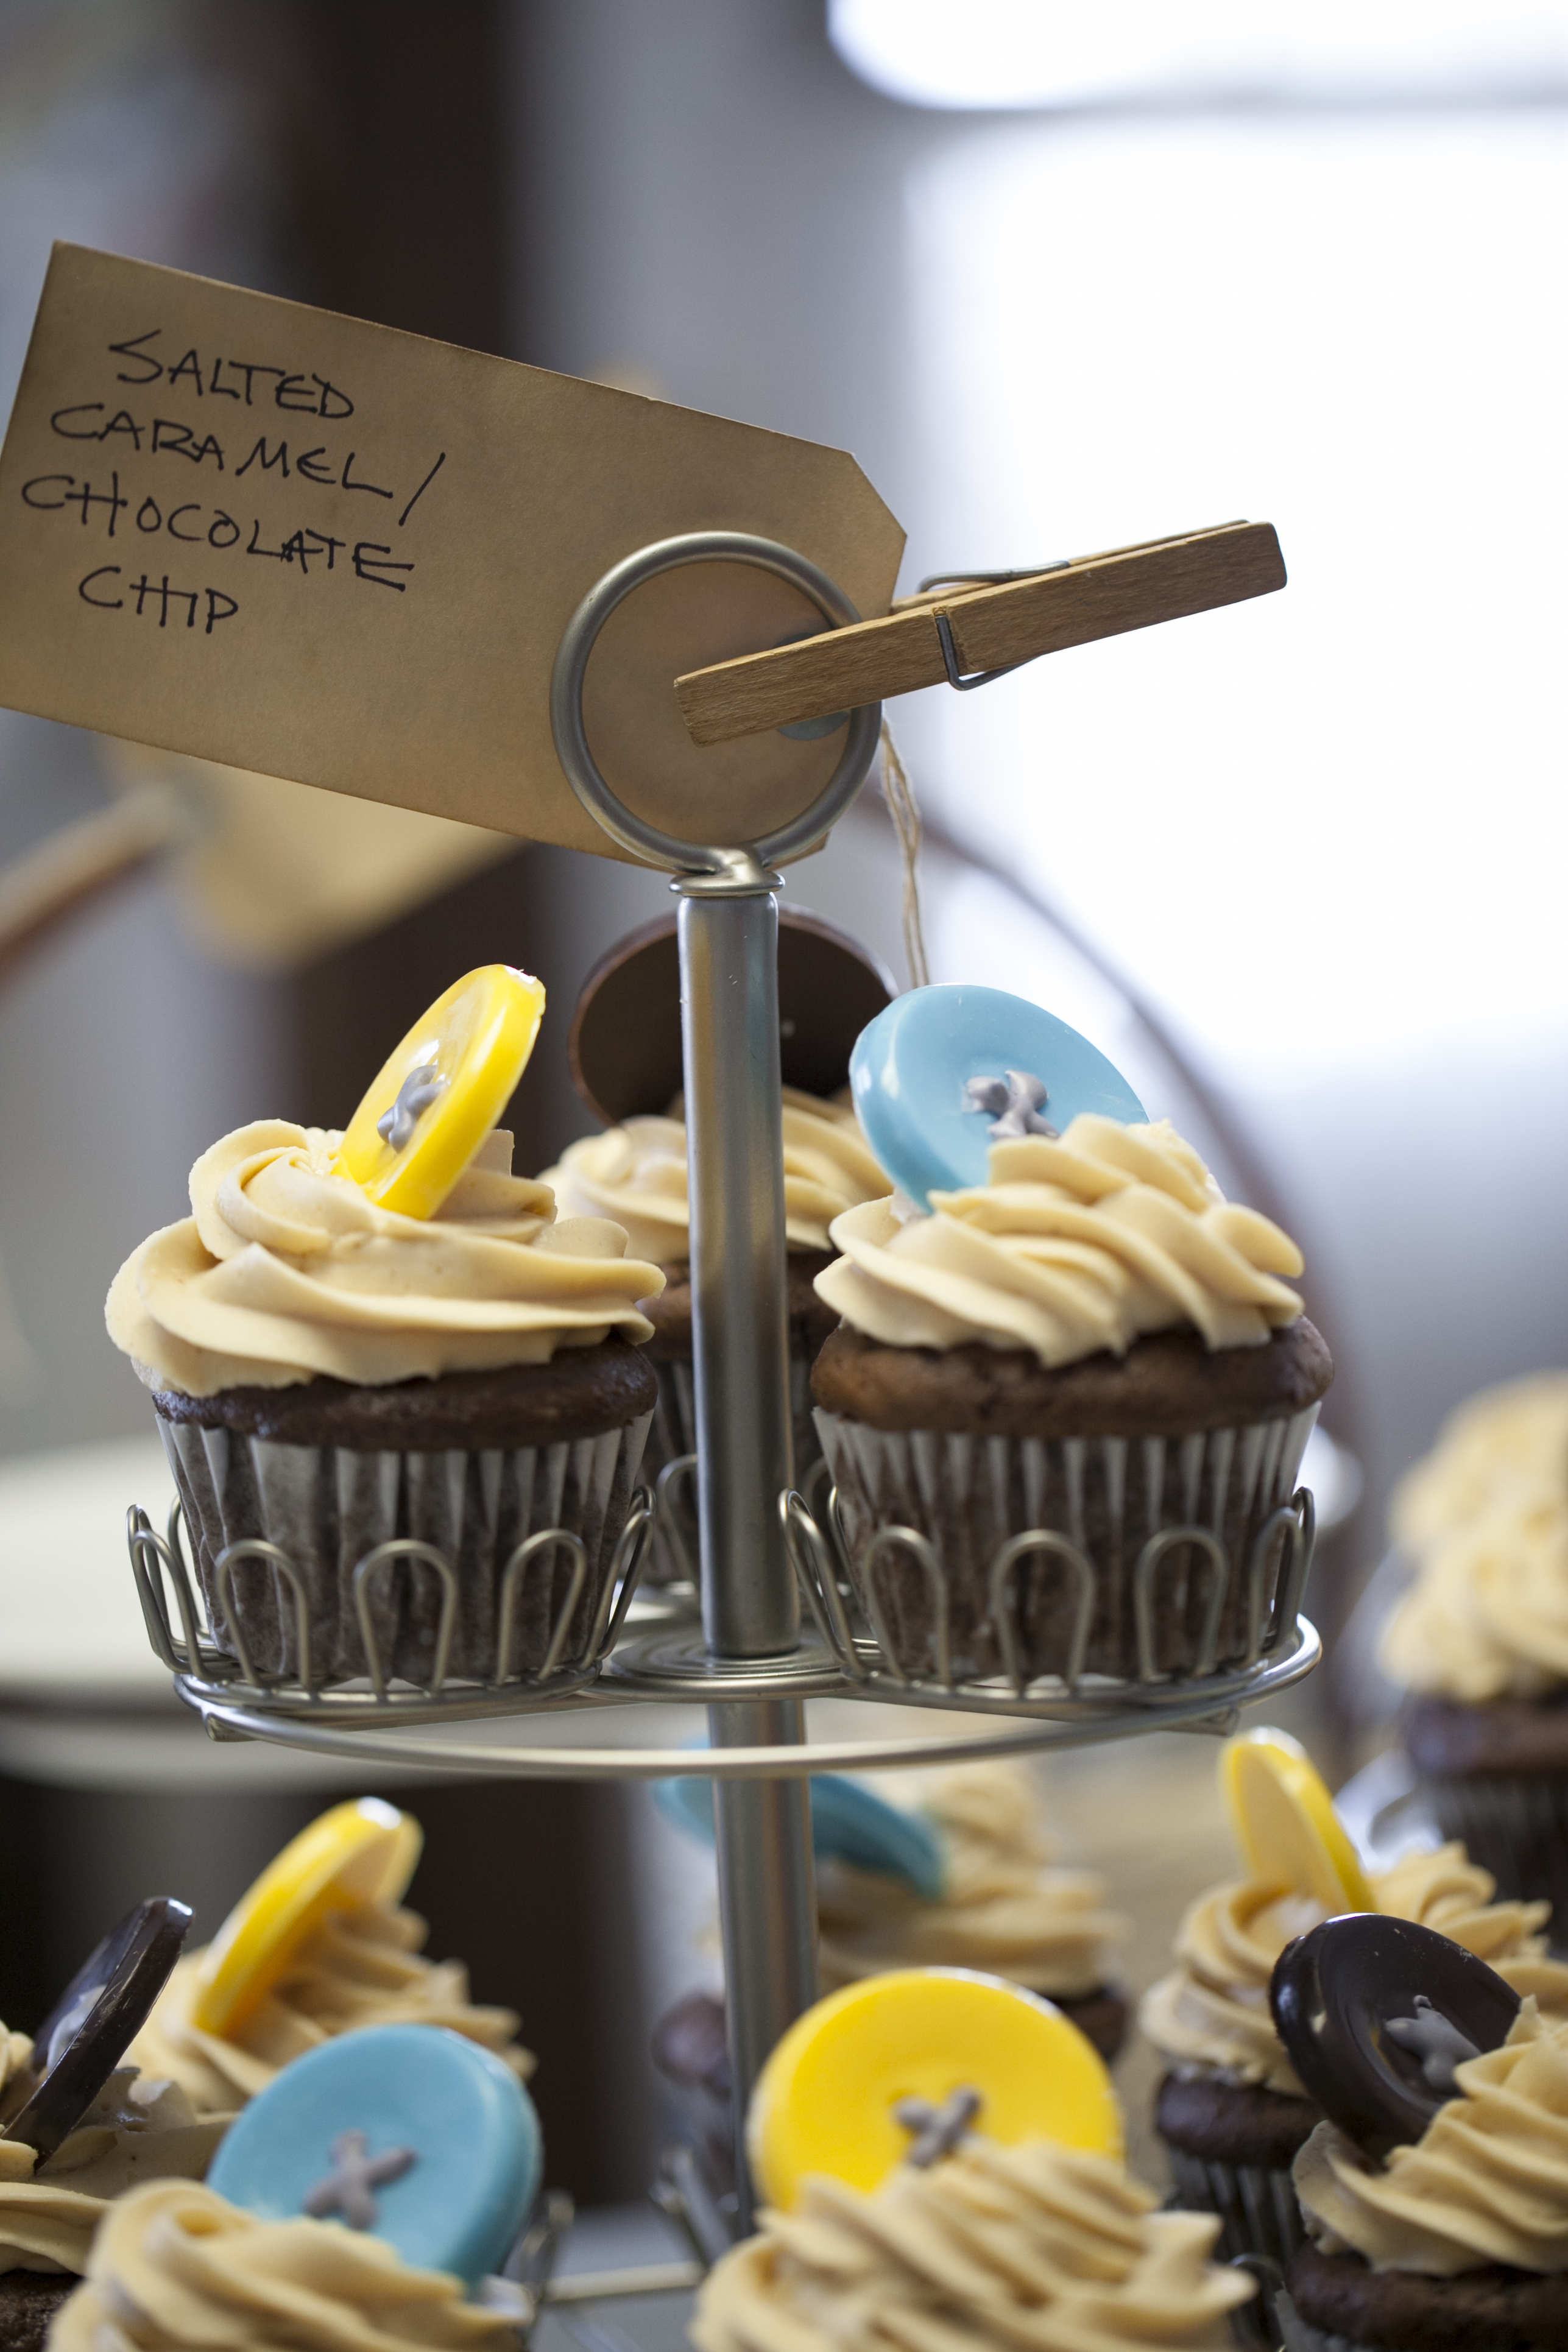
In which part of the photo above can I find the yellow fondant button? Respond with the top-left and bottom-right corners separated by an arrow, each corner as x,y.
191,1797 -> 422,2038
746,1967 -> 1121,2211
1222,1728 -> 1374,1912
336,965 -> 546,1218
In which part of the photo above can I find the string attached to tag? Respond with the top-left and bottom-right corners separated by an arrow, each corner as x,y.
878,718 -> 929,991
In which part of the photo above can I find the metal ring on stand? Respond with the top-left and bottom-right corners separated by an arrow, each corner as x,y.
548,531 -> 883,881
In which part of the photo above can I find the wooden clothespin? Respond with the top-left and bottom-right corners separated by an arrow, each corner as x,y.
674,520 -> 1285,746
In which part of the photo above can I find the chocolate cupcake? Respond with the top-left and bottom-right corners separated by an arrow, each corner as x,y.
544,910 -> 895,1583
1275,1916 -> 1568,2352
812,1135 -> 1329,1683
1381,1372 -> 1568,1930
1143,1832 -> 1568,2272
107,968 -> 663,1689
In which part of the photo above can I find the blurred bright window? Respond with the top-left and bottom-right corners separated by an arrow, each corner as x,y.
831,5 -> 1568,1098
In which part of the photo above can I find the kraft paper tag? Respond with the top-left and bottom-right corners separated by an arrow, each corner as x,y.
0,245 -> 904,861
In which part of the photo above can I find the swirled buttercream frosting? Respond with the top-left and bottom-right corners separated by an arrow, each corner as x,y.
105,1123 -> 663,1398
0,2038 -> 228,2278
1140,1843 -> 1568,2095
127,1899 -> 532,2116
50,2180 -> 521,2352
1380,1372 -> 1568,1701
542,1089 -> 889,1263
1295,1998 -> 1568,2276
818,1764 -> 1125,1998
691,2139 -> 1252,2352
814,1117 -> 1304,1371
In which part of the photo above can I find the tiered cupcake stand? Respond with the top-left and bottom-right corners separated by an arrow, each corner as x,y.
124,532 -> 1321,2247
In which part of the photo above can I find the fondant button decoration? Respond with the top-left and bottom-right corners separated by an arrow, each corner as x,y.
1271,1914 -> 1520,2163
209,2022 -> 541,2288
654,1765 -> 945,1900
746,1966 -> 1121,2211
1221,1728 -> 1375,1913
336,966 -> 546,1218
568,908 -> 897,1126
849,984 -> 1146,1210
2,1897 -> 192,2160
191,1797 -> 422,2039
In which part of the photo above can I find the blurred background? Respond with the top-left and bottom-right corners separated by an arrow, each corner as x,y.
0,0 -> 1563,2205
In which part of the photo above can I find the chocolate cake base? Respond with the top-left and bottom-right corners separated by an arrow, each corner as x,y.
1289,2241 -> 1568,2351
811,1318 -> 1332,1440
0,2272 -> 77,2352
152,1337 -> 655,1450
1156,2070 -> 1321,2170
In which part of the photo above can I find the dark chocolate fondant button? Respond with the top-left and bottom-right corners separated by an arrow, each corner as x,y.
1270,1912 -> 1520,2162
1,1896 -> 191,2159
568,908 -> 896,1125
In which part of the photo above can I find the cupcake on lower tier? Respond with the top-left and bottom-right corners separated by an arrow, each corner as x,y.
49,2180 -> 523,2352
128,1800 -> 532,2114
815,1762 -> 1129,2058
106,967 -> 663,1689
0,2050 -> 228,2351
1276,1916 -> 1568,2352
1142,1737 -> 1568,2270
1380,1371 -> 1568,1926
693,2138 -> 1254,2352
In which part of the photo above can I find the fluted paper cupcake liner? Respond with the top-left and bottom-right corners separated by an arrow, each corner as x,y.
814,1407 -> 1318,1683
642,1350 -> 821,1585
1418,1770 -> 1568,1952
161,1411 -> 651,1687
1165,2147 -> 1304,2351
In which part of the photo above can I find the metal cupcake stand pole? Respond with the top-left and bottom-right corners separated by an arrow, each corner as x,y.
124,530 -> 1323,2235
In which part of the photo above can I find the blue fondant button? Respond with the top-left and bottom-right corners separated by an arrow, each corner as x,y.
655,1767 -> 945,1899
208,2022 -> 541,2288
850,984 -> 1146,1209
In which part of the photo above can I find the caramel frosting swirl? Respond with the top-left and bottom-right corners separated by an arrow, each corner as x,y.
814,1117 -> 1304,1370
692,2140 -> 1252,2352
0,2051 -> 228,2278
1381,1372 -> 1568,1701
127,1899 -> 532,2116
51,2180 -> 521,2352
819,1764 -> 1125,1999
542,1089 -> 889,1263
105,1122 -> 663,1398
1295,1999 -> 1568,2276
1140,1844 -> 1568,2095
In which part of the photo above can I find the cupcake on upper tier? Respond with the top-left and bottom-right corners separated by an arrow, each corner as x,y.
810,986 -> 1330,1684
105,967 -> 662,1688
1380,1371 -> 1568,1923
1140,1729 -> 1568,2270
542,910 -> 895,1581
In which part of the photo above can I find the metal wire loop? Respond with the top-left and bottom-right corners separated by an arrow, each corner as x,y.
593,1487 -> 657,1656
987,1530 -> 1097,1696
1132,1525 -> 1230,1684
932,609 -> 1028,695
353,1540 -> 459,1702
549,532 -> 882,877
861,1524 -> 951,1687
215,1539 -> 314,1695
779,1490 -> 867,1681
495,1530 -> 589,1688
654,1452 -> 699,1586
126,1506 -> 199,1674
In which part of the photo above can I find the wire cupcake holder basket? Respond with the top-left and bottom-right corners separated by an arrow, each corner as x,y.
118,528 -> 1325,2247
